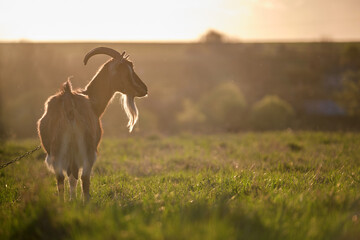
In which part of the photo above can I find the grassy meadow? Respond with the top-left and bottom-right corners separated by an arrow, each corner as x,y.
1,131 -> 360,239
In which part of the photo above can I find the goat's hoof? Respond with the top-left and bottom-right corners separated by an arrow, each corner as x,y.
83,195 -> 91,203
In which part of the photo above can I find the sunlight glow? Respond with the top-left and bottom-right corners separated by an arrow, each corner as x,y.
0,0 -> 359,42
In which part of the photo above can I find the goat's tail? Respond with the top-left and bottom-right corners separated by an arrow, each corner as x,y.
62,78 -> 73,94
61,77 -> 75,121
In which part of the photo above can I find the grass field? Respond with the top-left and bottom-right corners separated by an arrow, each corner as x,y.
1,131 -> 360,239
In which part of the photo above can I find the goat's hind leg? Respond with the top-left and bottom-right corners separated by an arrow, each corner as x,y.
68,162 -> 79,201
56,172 -> 65,201
45,154 -> 65,200
69,174 -> 78,201
81,153 -> 96,202
81,169 -> 91,202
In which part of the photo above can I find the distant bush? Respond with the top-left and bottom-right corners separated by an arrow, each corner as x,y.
176,99 -> 206,131
0,118 -> 5,141
250,95 -> 294,130
200,30 -> 225,44
199,82 -> 246,131
136,109 -> 159,133
340,45 -> 360,71
335,70 -> 360,116
4,90 -> 44,138
0,100 -> 5,140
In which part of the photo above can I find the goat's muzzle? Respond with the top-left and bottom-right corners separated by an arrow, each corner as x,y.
134,85 -> 148,98
132,73 -> 148,97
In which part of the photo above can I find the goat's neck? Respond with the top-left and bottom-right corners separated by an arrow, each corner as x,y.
83,71 -> 116,118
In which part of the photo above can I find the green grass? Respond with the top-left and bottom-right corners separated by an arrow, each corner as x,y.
1,131 -> 360,239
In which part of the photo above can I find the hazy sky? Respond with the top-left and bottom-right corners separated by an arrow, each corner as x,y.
0,0 -> 359,42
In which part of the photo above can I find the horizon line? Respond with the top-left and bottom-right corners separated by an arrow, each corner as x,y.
0,37 -> 360,44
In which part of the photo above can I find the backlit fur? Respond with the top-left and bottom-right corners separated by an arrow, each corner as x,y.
37,48 -> 147,202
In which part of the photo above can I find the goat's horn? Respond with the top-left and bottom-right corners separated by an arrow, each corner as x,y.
83,47 -> 124,65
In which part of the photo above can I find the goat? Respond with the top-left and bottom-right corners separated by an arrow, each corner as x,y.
37,47 -> 148,201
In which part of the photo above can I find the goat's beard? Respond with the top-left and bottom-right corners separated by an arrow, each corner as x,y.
121,94 -> 138,132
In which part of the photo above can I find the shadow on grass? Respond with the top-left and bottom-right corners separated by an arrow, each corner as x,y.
10,207 -> 71,240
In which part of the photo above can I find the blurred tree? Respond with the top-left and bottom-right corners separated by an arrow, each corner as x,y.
201,30 -> 225,44
136,109 -> 159,133
0,61 -> 6,140
250,95 -> 294,130
340,45 -> 360,71
199,82 -> 247,131
4,89 -> 45,138
0,87 -> 5,140
176,99 -> 206,131
336,71 -> 360,116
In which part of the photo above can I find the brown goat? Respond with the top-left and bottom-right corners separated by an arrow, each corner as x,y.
37,47 -> 148,201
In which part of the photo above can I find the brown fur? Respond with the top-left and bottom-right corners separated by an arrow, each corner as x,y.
38,80 -> 101,157
38,80 -> 101,200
